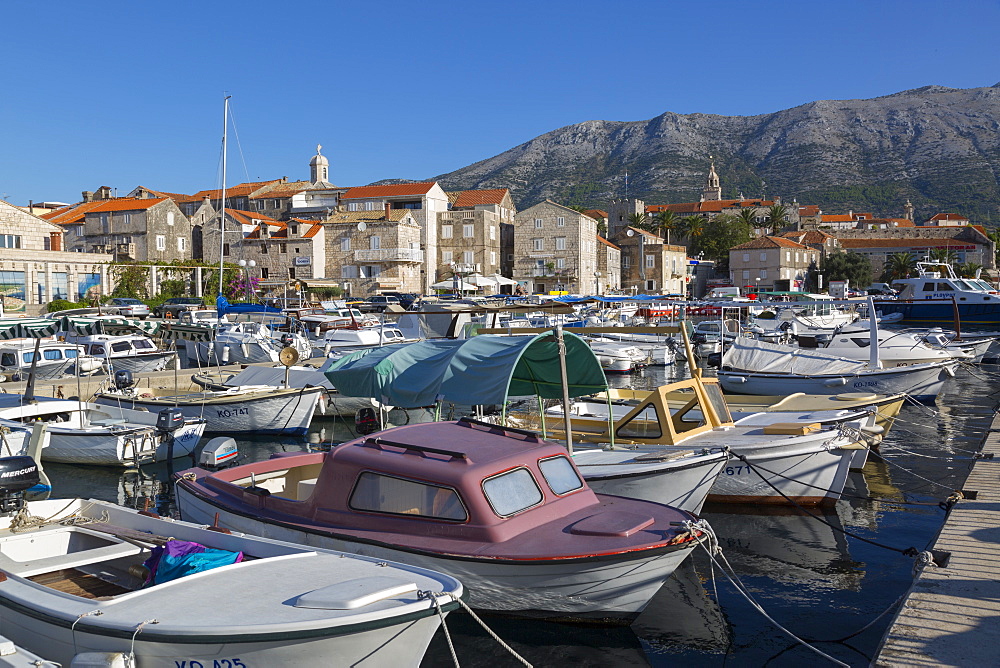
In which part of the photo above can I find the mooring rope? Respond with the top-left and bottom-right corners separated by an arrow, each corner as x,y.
417,591 -> 532,667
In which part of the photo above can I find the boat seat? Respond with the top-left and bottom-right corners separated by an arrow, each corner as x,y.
0,540 -> 145,578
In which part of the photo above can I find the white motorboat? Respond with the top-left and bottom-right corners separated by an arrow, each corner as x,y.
65,333 -> 176,373
314,325 -> 420,357
0,395 -> 205,466
0,339 -> 102,381
919,328 -> 999,363
192,358 -> 391,418
94,382 -> 323,436
0,497 -> 462,668
184,320 -> 312,365
717,337 -> 958,401
796,326 -> 969,366
587,339 -> 649,373
535,376 -> 868,508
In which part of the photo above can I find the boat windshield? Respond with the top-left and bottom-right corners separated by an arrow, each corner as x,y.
971,279 -> 994,291
482,468 -> 543,517
349,472 -> 467,521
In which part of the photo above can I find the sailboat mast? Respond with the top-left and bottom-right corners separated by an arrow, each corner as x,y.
218,95 -> 231,298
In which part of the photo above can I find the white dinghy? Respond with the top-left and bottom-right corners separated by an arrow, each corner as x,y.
0,497 -> 462,668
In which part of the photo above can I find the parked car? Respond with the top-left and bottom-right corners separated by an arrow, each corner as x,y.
108,297 -> 150,319
381,292 -> 419,309
154,297 -> 205,318
358,295 -> 402,313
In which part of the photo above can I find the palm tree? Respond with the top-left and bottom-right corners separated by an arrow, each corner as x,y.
735,208 -> 758,231
766,204 -> 789,234
626,212 -> 648,233
883,252 -> 917,281
680,215 -> 705,251
957,262 -> 984,279
928,248 -> 958,266
655,210 -> 678,244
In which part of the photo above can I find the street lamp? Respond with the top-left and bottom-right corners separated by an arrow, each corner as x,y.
594,271 -> 602,296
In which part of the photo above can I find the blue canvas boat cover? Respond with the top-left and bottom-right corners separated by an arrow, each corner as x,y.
324,331 -> 607,408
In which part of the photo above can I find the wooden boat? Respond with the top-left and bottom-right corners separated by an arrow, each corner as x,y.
0,395 -> 205,466
174,418 -> 707,623
0,498 -> 462,667
94,384 -> 323,436
531,376 -> 867,507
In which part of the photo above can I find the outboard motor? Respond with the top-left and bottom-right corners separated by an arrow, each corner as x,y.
113,369 -> 135,391
0,456 -> 41,516
156,408 -> 186,476
199,437 -> 239,469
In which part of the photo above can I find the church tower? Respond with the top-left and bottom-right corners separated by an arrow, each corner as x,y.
701,160 -> 722,202
903,198 -> 914,222
310,144 -> 330,185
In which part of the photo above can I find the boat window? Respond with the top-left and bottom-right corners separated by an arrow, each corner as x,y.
0,353 -> 15,366
482,468 -> 543,517
43,349 -> 62,360
21,352 -> 38,364
703,382 -> 733,424
972,280 -> 994,291
65,349 -> 78,359
538,456 -> 583,495
349,472 -> 467,521
111,342 -> 132,353
616,402 -> 663,439
922,283 -> 935,291
850,338 -> 872,348
134,339 -> 155,350
936,283 -> 954,292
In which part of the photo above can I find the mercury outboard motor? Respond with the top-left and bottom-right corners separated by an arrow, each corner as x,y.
0,456 -> 41,515
113,369 -> 135,391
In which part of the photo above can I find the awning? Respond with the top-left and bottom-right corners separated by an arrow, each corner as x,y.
431,279 -> 480,290
0,317 -> 217,343
324,331 -> 607,408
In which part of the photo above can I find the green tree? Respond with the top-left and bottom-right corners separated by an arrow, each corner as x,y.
626,212 -> 648,233
735,208 -> 758,230
679,215 -> 706,252
110,264 -> 151,299
766,204 -> 790,234
697,214 -> 753,270
816,251 -> 873,291
956,262 -> 984,278
928,248 -> 958,265
654,210 -> 679,244
881,252 -> 917,282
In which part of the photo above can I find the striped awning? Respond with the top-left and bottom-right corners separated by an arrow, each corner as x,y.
0,317 -> 216,342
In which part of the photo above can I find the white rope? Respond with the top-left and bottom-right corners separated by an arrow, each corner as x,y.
418,591 -> 532,667
683,520 -> 850,668
8,499 -> 85,533
71,609 -> 103,656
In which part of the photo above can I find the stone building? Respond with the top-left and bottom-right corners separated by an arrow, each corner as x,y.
616,227 -> 687,295
338,182 -> 450,293
436,189 -> 515,290
513,201 -> 599,295
595,236 -> 621,294
729,236 -> 819,292
324,209 -> 424,297
44,189 -> 192,262
833,225 -> 995,277
0,199 -> 112,315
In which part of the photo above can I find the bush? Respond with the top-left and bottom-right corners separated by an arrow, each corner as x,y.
45,299 -> 85,314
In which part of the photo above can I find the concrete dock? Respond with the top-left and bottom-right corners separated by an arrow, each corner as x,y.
874,414 -> 1000,666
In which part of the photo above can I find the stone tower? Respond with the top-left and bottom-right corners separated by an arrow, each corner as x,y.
310,144 -> 329,185
904,198 -> 914,222
700,160 -> 722,202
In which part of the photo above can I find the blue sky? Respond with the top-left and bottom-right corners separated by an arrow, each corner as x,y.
3,0 -> 999,205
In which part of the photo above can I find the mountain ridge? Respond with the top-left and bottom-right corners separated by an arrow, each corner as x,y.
426,83 -> 1000,222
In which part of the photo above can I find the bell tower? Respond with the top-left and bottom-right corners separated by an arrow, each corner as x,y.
701,159 -> 722,202
310,144 -> 330,185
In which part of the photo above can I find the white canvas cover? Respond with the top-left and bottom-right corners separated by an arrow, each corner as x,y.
722,337 -> 868,375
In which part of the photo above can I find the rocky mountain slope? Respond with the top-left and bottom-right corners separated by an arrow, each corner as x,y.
432,84 -> 1000,222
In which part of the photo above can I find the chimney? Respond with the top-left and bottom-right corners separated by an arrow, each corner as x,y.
82,191 -> 94,203
385,202 -> 392,220
49,232 -> 62,252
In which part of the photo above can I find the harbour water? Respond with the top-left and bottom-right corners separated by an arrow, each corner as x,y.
40,361 -> 998,667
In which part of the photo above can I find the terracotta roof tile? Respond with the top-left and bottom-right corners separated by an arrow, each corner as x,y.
597,235 -> 620,250
250,181 -> 314,199
43,201 -> 106,225
187,180 -> 282,202
584,209 -> 608,220
930,212 -> 968,221
450,189 -> 510,209
799,205 -> 821,216
86,198 -> 168,213
225,209 -> 285,227
731,236 -> 808,250
645,199 -> 776,214
342,182 -> 437,200
781,230 -> 834,244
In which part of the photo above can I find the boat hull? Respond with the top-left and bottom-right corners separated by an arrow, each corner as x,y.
0,607 -> 443,668
175,487 -> 698,622
95,387 -> 321,435
43,421 -> 204,466
573,449 -> 729,514
718,361 -> 956,402
873,299 -> 1000,326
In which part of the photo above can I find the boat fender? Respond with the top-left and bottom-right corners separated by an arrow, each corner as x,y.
221,345 -> 231,363
943,365 -> 957,377
729,375 -> 747,383
823,377 -> 848,387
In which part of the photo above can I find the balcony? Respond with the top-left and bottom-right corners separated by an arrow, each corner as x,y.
354,248 -> 424,263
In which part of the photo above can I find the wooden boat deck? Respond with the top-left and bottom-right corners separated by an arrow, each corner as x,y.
28,568 -> 132,599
